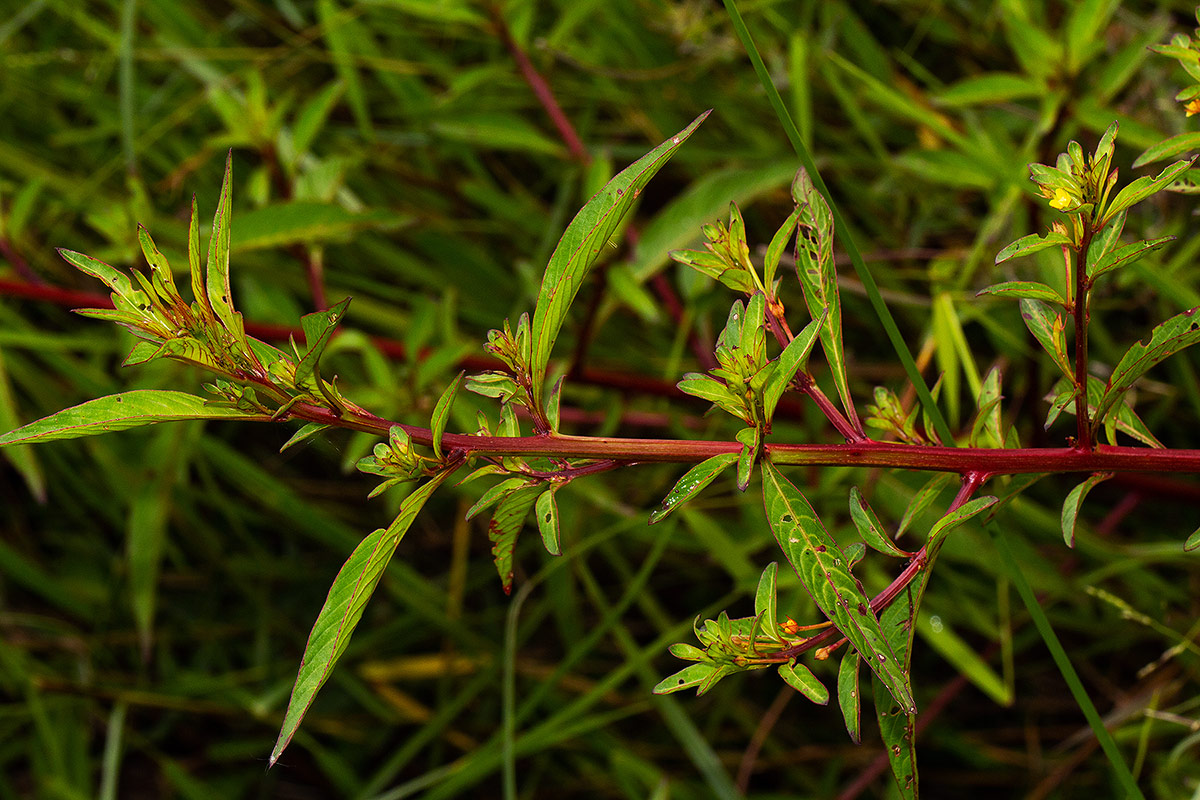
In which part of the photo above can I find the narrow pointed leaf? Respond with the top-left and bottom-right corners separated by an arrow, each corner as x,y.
1062,473 -> 1112,548
1019,298 -> 1072,378
137,225 -> 179,297
206,151 -> 238,332
970,367 -> 1005,449
465,477 -> 534,521
1090,236 -> 1174,280
778,661 -> 828,704
927,496 -> 998,550
898,473 -> 953,537
763,207 -> 799,290
653,662 -> 719,695
875,592 -> 919,799
58,249 -> 146,312
734,426 -> 758,492
837,650 -> 862,744
430,371 -> 464,460
792,169 -> 855,426
994,231 -> 1071,264
1184,527 -> 1200,552
753,562 -> 779,632
295,297 -> 352,386
762,315 -> 823,422
530,111 -> 710,408
0,391 -> 269,447
488,483 -> 541,594
187,194 -> 211,318
280,422 -> 329,452
976,281 -> 1066,306
649,452 -> 738,524
270,469 -> 450,765
1132,132 -> 1200,168
535,486 -> 561,556
1103,158 -> 1196,223
761,461 -> 914,713
848,487 -> 912,558
1098,307 -> 1200,423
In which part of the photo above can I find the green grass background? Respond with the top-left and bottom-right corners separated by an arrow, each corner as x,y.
3,1 -> 1200,797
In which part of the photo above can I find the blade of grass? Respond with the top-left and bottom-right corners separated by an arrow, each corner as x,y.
987,523 -> 1145,799
722,0 -> 954,445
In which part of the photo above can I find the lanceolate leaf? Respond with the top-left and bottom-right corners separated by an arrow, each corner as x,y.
976,281 -> 1066,306
649,452 -> 738,524
761,461 -> 914,713
295,297 -> 352,387
1097,307 -> 1200,423
653,662 -> 720,695
0,391 -> 269,447
430,371 -> 464,461
848,487 -> 912,558
762,314 -> 823,423
838,650 -> 862,744
875,590 -> 919,799
206,151 -> 239,335
488,483 -> 541,594
927,496 -> 998,550
1062,473 -> 1112,548
1103,157 -> 1196,224
1018,298 -> 1072,378
778,661 -> 828,704
270,469 -> 451,766
465,477 -> 534,521
1090,236 -> 1175,280
535,486 -> 561,556
792,169 -> 856,428
754,562 -> 780,642
994,231 -> 1071,264
529,111 -> 710,409
1132,132 -> 1200,168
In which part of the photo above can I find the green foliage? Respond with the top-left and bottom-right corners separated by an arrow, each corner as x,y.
8,3 -> 1200,798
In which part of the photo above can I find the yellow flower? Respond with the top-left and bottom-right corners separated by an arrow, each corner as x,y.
1049,187 -> 1074,211
1185,98 -> 1200,117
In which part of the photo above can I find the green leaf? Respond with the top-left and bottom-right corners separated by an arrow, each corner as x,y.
1018,298 -> 1072,378
875,590 -> 919,799
58,248 -> 147,315
231,203 -> 409,252
1061,473 -> 1112,548
291,81 -> 344,158
761,461 -> 914,713
279,422 -> 330,453
430,371 -> 463,461
187,194 -> 211,319
0,390 -> 269,447
994,231 -> 1071,265
967,367 -> 1005,449
762,314 -> 823,423
1090,236 -> 1174,280
848,487 -> 912,558
535,486 -> 560,556
1131,132 -> 1200,168
206,151 -> 238,334
837,650 -> 862,744
791,169 -> 855,427
763,207 -> 799,290
1184,527 -> 1200,552
137,224 -> 179,298
653,662 -> 720,695
1103,158 -> 1196,224
1097,307 -> 1200,423
976,281 -> 1066,306
935,72 -> 1042,107
778,661 -> 828,704
465,477 -> 534,521
753,562 -> 779,639
927,496 -> 998,550
488,483 -> 541,594
734,426 -> 759,492
270,469 -> 449,766
648,452 -> 738,524
529,111 -> 710,409
677,374 -> 746,421
898,473 -> 953,537
295,297 -> 351,387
